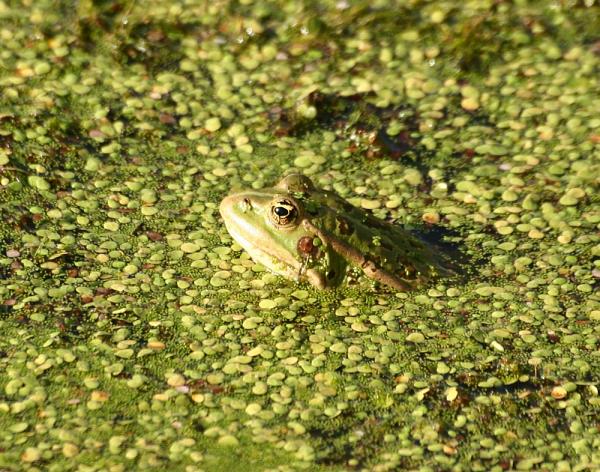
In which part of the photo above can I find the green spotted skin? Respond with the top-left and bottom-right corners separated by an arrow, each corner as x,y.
220,174 -> 455,290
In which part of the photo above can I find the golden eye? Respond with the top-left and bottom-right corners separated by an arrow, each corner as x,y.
270,198 -> 299,227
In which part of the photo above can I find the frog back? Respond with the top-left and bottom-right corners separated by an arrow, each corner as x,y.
303,188 -> 454,290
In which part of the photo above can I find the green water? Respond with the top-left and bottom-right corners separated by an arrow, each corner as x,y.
0,1 -> 599,470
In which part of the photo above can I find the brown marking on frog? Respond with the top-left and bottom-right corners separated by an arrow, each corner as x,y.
336,215 -> 354,236
302,219 -> 414,291
402,264 -> 418,280
297,236 -> 320,258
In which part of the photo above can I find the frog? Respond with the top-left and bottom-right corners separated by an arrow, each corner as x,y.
219,174 -> 456,291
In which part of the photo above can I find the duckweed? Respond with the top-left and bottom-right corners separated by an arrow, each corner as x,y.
0,0 -> 599,471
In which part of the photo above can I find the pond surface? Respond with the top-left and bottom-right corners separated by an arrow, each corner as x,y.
0,1 -> 599,470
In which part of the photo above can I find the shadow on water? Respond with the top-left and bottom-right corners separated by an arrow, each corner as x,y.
271,91 -> 428,169
409,224 -> 477,286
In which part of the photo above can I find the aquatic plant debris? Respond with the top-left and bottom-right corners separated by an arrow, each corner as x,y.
1,1 -> 599,471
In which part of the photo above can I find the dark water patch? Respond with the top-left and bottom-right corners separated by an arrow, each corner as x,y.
306,410 -> 373,468
443,8 -> 533,74
272,91 -> 424,163
73,1 -> 199,75
409,224 -> 476,284
115,20 -> 195,73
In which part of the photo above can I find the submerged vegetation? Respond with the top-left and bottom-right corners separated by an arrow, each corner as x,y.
0,0 -> 599,470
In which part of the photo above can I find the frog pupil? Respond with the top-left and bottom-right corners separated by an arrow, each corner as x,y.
274,206 -> 289,217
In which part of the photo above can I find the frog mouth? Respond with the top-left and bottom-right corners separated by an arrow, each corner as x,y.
223,219 -> 327,289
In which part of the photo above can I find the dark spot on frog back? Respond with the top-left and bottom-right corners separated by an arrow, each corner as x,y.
379,237 -> 394,252
362,213 -> 389,231
395,255 -> 418,280
336,215 -> 354,236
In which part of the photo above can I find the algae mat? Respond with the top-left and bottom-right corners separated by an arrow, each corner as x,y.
0,1 -> 599,471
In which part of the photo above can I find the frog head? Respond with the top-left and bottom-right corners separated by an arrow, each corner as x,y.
219,175 -> 344,289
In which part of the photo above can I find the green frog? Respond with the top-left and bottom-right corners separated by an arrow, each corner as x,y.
220,174 -> 455,291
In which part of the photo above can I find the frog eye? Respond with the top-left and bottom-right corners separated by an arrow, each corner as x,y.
269,198 -> 299,228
